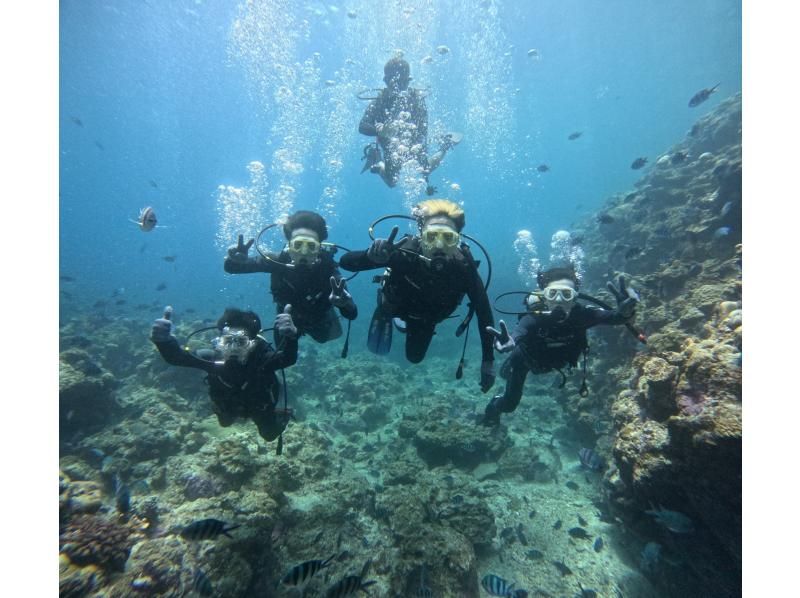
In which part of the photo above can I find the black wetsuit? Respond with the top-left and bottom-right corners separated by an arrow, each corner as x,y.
359,87 -> 429,186
339,236 -> 495,365
153,335 -> 297,441
494,304 -> 628,413
224,250 -> 357,343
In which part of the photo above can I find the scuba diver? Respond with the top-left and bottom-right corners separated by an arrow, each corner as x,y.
224,210 -> 357,348
150,305 -> 298,444
482,266 -> 643,426
359,56 -> 461,196
339,199 -> 496,393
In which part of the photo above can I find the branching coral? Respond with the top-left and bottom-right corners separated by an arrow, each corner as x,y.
60,515 -> 134,571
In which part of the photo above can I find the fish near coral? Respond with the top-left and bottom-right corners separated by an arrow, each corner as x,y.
180,518 -> 241,541
568,131 -> 583,140
579,448 -> 606,471
192,569 -> 214,596
279,555 -> 335,588
631,157 -> 648,170
481,574 -> 515,596
131,206 -> 158,232
688,83 -> 720,107
645,506 -> 694,533
568,527 -> 592,540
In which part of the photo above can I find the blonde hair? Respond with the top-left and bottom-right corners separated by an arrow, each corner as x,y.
413,199 -> 465,231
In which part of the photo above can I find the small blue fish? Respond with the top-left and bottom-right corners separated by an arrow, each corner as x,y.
578,448 -> 605,471
113,474 -> 131,516
481,574 -> 515,596
640,541 -> 662,572
688,83 -> 720,108
593,537 -> 604,552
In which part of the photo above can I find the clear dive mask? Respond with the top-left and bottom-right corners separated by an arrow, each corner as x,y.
212,327 -> 254,362
543,285 -> 577,302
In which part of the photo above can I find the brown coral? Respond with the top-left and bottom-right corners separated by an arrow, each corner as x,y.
60,515 -> 134,571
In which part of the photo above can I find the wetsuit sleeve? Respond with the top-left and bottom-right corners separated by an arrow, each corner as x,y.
359,95 -> 383,136
466,263 -> 495,364
332,267 -> 358,320
267,335 -> 298,369
585,306 -> 629,327
511,314 -> 537,343
224,253 -> 281,274
153,337 -> 217,374
338,249 -> 377,272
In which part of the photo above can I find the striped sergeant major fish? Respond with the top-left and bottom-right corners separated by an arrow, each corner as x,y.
481,573 -> 515,597
278,555 -> 336,588
324,559 -> 376,597
179,518 -> 241,541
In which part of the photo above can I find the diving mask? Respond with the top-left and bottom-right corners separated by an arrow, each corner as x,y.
287,230 -> 321,264
421,224 -> 460,253
212,327 -> 254,362
543,281 -> 577,317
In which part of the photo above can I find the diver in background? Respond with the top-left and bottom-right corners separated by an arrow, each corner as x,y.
339,199 -> 496,393
151,305 -> 298,442
359,57 -> 461,196
224,210 -> 357,345
481,266 -> 640,426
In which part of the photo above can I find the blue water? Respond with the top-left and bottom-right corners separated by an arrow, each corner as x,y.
60,0 -> 741,343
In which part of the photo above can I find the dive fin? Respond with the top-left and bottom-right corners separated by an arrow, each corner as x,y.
367,306 -> 393,355
361,143 -> 382,174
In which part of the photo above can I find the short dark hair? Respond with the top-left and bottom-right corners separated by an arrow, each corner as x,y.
384,57 -> 410,82
217,308 -> 262,338
537,265 -> 580,290
282,210 -> 328,241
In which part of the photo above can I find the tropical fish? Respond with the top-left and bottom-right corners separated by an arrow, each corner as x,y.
568,527 -> 592,540
156,282 -> 168,291
577,584 -> 598,598
162,255 -> 177,263
70,116 -> 83,127
60,275 -> 76,282
645,506 -> 694,533
279,555 -> 335,588
415,565 -> 433,598
551,560 -> 573,576
536,164 -> 550,172
566,481 -> 579,491
640,541 -> 662,572
94,140 -> 105,150
553,519 -> 562,530
132,206 -> 158,232
323,560 -> 376,597
579,447 -> 606,471
436,45 -> 450,55
577,515 -> 588,527
480,574 -> 515,596
149,180 -> 159,189
631,157 -> 648,170
526,549 -> 544,560
567,131 -> 583,140
180,518 -> 241,541
113,474 -> 130,516
192,569 -> 213,596
593,537 -> 604,552
688,84 -> 720,108
713,226 -> 732,239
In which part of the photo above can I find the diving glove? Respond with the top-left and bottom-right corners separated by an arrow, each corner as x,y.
487,320 -> 515,353
227,234 -> 254,264
329,276 -> 352,308
151,306 -> 174,343
607,275 -> 640,319
275,305 -> 298,340
480,361 -> 496,393
367,225 -> 399,265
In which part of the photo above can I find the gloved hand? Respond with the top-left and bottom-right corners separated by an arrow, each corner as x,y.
275,304 -> 297,340
329,276 -> 352,308
607,275 -> 640,319
151,306 -> 174,343
480,361 -> 496,393
367,225 -> 399,265
227,234 -> 254,263
486,320 -> 516,353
